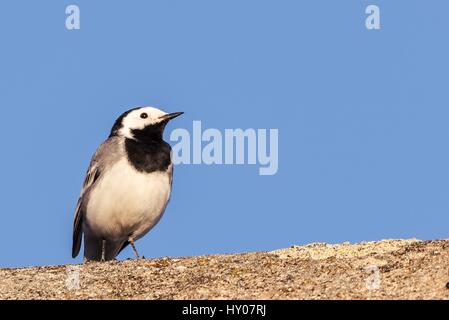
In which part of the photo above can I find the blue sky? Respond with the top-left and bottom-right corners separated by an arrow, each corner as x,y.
1,1 -> 449,268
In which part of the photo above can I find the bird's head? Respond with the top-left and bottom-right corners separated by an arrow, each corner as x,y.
109,106 -> 183,141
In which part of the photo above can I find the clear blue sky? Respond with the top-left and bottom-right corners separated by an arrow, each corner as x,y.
1,1 -> 448,268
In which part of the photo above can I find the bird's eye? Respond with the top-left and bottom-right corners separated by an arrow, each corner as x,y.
140,113 -> 148,119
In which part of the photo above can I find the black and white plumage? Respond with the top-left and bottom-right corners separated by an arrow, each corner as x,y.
72,107 -> 183,261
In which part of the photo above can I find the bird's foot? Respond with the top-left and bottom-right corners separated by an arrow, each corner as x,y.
101,239 -> 106,262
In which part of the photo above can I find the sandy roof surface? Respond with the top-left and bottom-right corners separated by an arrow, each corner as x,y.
1,239 -> 449,299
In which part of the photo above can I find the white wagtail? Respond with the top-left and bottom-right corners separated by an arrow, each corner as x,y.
72,107 -> 183,261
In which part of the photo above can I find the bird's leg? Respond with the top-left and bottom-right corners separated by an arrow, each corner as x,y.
129,238 -> 140,259
101,239 -> 106,262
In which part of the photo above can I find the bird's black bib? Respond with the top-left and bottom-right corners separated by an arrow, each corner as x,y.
124,124 -> 172,173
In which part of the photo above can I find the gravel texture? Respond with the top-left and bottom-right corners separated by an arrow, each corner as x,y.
1,239 -> 449,300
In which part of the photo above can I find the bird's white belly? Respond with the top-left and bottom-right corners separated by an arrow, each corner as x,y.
86,159 -> 171,240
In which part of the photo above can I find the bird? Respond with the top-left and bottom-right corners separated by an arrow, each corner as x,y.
71,106 -> 183,261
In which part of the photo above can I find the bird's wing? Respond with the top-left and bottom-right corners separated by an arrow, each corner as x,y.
71,163 -> 101,258
72,137 -> 122,258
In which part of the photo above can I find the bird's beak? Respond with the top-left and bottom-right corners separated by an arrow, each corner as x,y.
159,112 -> 184,122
